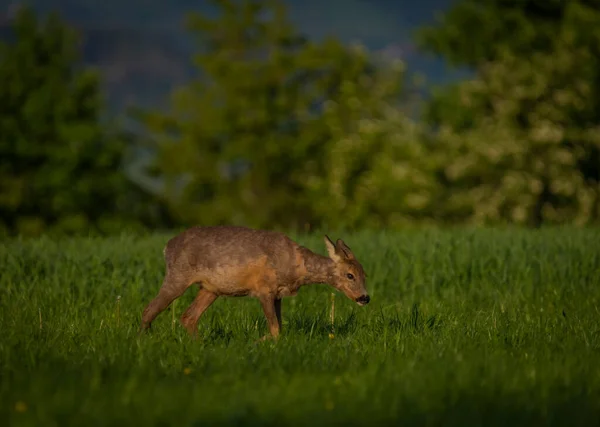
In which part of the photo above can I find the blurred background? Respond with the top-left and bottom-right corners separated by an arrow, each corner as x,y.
1,0 -> 599,237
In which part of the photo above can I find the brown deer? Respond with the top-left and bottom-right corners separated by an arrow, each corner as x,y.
139,225 -> 369,340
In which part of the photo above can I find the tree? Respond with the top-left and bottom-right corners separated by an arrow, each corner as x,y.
0,6 -> 156,236
306,64 -> 441,229
417,0 -> 600,68
416,0 -> 600,226
138,0 -> 416,230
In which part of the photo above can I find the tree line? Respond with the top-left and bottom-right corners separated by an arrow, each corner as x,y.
1,0 -> 599,236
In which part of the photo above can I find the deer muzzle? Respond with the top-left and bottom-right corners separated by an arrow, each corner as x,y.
355,294 -> 370,306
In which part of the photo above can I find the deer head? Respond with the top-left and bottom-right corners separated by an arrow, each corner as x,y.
324,235 -> 370,306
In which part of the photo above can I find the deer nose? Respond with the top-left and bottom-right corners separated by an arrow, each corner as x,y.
356,295 -> 370,305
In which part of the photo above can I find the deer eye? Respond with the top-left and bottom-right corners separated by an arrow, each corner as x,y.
346,273 -> 355,280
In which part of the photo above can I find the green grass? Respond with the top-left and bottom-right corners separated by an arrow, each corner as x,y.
1,228 -> 600,426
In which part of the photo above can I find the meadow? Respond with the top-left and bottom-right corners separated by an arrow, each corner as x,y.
1,228 -> 600,426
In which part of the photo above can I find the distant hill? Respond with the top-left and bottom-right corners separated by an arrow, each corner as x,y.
1,0 -> 469,114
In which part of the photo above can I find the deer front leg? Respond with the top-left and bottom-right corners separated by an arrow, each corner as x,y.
258,295 -> 280,341
274,298 -> 282,333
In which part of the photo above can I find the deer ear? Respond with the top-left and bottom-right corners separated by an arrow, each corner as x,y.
324,235 -> 342,262
336,239 -> 355,260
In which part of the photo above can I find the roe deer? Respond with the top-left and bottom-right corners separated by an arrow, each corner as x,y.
139,225 -> 369,340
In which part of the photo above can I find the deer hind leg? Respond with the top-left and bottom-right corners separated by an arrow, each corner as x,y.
139,273 -> 190,333
180,287 -> 218,338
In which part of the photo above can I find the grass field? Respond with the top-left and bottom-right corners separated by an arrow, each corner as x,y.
1,228 -> 600,426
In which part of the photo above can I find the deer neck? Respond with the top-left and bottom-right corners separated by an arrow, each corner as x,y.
297,246 -> 335,286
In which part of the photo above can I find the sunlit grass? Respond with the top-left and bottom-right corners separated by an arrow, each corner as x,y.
1,227 -> 599,426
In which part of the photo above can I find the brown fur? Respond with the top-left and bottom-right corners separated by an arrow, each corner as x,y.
139,225 -> 369,340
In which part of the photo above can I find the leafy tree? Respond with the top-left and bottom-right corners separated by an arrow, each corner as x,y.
417,0 -> 600,67
306,63 -> 441,229
416,0 -> 600,226
138,0 -> 415,230
0,6 -> 157,236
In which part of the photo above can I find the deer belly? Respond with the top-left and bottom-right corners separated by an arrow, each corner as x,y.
277,286 -> 299,298
202,279 -> 251,297
202,257 -> 278,297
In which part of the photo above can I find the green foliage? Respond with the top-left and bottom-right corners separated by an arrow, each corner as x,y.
1,229 -> 600,425
137,0 -> 419,230
417,0 -> 600,226
7,0 -> 600,233
0,6 -> 158,237
135,0 -> 600,230
417,0 -> 600,67
312,94 -> 440,228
